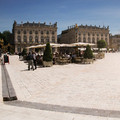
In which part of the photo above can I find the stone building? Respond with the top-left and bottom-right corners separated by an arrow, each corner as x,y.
13,21 -> 57,53
109,34 -> 120,51
59,24 -> 110,47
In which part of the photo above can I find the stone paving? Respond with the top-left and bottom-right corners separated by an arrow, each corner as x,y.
1,53 -> 120,120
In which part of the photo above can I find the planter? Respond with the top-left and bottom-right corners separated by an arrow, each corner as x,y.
82,58 -> 94,64
43,61 -> 53,67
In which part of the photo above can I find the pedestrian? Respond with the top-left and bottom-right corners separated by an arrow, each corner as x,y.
26,52 -> 34,71
32,51 -> 37,69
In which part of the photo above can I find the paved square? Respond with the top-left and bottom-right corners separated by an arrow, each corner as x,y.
1,53 -> 120,120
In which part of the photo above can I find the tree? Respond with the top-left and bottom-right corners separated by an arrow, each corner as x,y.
21,48 -> 27,56
84,45 -> 93,59
2,31 -> 13,45
97,40 -> 106,49
43,43 -> 53,61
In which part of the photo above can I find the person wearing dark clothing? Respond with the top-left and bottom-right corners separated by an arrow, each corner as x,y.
26,52 -> 34,71
32,52 -> 37,69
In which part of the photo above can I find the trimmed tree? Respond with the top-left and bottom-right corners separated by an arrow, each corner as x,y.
43,43 -> 53,61
21,48 -> 27,56
84,45 -> 93,59
97,40 -> 106,49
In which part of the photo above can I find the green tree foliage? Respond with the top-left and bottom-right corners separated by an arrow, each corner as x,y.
97,40 -> 106,49
21,48 -> 27,56
43,43 -> 53,61
0,31 -> 13,45
84,45 -> 93,59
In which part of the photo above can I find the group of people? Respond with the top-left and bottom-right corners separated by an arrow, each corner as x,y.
26,51 -> 37,71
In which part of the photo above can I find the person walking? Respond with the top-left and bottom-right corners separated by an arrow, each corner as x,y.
27,52 -> 34,71
32,51 -> 37,69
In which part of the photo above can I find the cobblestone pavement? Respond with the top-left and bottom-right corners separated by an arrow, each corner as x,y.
0,53 -> 120,120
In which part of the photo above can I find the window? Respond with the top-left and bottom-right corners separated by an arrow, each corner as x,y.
17,36 -> 21,43
24,36 -> 27,43
52,36 -> 55,43
79,37 -> 81,42
17,47 -> 21,52
52,31 -> 55,35
24,30 -> 26,34
92,37 -> 95,43
29,36 -> 33,43
97,34 -> 99,36
46,31 -> 49,35
46,36 -> 50,43
35,36 -> 38,43
88,33 -> 90,36
41,36 -> 44,43
41,31 -> 43,34
83,37 -> 86,43
17,30 -> 20,34
29,31 -> 32,34
88,37 -> 90,43
35,31 -> 38,34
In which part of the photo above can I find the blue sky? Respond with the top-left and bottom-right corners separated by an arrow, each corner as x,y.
0,0 -> 120,35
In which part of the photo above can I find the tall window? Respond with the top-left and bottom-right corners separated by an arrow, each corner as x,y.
24,36 -> 27,43
83,37 -> 86,43
41,31 -> 43,35
52,36 -> 55,43
35,31 -> 38,34
17,47 -> 21,52
29,36 -> 33,43
24,30 -> 26,34
88,37 -> 90,43
52,31 -> 55,35
92,37 -> 95,43
46,36 -> 50,43
79,37 -> 81,42
17,36 -> 21,43
35,36 -> 38,43
29,31 -> 32,34
46,31 -> 49,35
41,36 -> 44,43
17,30 -> 20,34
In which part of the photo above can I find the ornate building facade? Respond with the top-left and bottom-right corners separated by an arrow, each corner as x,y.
13,21 -> 57,53
59,24 -> 110,47
109,34 -> 120,51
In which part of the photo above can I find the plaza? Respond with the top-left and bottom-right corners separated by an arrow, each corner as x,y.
0,53 -> 120,120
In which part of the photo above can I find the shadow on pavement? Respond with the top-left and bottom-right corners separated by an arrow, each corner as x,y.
4,100 -> 120,118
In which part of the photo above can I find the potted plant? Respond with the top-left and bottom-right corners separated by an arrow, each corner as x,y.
83,45 -> 94,64
43,43 -> 53,67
